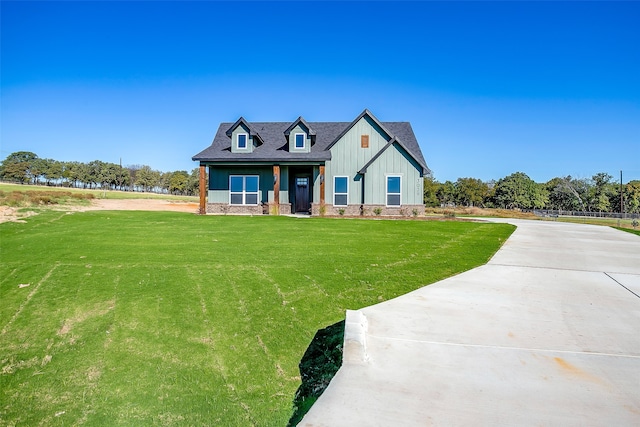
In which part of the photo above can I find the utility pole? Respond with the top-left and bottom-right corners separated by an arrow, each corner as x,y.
620,170 -> 624,219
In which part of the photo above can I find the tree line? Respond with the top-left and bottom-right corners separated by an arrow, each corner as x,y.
2,151 -> 638,213
424,171 -> 640,214
0,151 -> 202,196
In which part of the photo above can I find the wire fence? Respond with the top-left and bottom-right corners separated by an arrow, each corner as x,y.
527,209 -> 639,220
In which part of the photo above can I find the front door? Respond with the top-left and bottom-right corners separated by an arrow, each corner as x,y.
295,176 -> 310,213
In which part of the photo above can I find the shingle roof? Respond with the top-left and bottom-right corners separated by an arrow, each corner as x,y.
192,110 -> 430,174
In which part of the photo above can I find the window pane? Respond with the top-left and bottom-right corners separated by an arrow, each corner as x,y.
335,177 -> 347,194
387,176 -> 401,194
295,134 -> 305,148
335,194 -> 347,206
388,194 -> 401,206
245,194 -> 258,205
230,193 -> 243,205
245,176 -> 258,192
238,134 -> 247,148
230,176 -> 244,192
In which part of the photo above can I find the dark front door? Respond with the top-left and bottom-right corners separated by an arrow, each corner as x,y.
295,176 -> 310,213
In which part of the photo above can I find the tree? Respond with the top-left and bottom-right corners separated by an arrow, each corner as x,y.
492,172 -> 547,209
546,176 -> 588,211
42,159 -> 63,185
589,173 -> 614,212
454,177 -> 488,207
159,172 -> 172,194
98,162 -> 119,190
423,176 -> 440,207
135,165 -> 160,192
114,165 -> 130,190
187,167 -> 204,196
169,170 -> 189,195
0,151 -> 38,183
436,180 -> 456,207
87,160 -> 105,189
625,181 -> 640,214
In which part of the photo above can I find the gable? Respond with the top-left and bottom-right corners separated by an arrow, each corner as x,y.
325,115 -> 391,175
287,123 -> 311,153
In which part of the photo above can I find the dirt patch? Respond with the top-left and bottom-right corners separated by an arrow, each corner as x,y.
86,199 -> 199,213
0,199 -> 199,224
0,206 -> 38,223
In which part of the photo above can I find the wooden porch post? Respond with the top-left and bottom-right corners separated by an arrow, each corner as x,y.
273,165 -> 280,204
273,165 -> 280,215
319,165 -> 325,205
199,165 -> 206,215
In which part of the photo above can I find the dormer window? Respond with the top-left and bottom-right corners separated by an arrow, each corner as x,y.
237,133 -> 248,149
284,117 -> 314,153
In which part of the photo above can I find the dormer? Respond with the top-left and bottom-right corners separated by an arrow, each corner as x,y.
226,117 -> 263,154
284,116 -> 315,153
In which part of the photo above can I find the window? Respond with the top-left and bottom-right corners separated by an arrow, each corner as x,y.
294,133 -> 305,149
237,133 -> 248,149
361,135 -> 369,148
230,175 -> 259,205
334,176 -> 348,206
386,176 -> 401,207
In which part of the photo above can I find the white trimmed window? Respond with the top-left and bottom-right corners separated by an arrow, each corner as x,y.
294,133 -> 305,149
386,175 -> 401,207
334,176 -> 348,206
237,133 -> 248,149
229,175 -> 259,205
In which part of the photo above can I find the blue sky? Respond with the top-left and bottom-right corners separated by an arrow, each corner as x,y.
2,1 -> 639,183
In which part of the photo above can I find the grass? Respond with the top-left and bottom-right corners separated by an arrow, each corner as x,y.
0,183 -> 197,202
615,227 -> 640,237
551,215 -> 639,230
426,206 -> 639,230
0,211 -> 514,426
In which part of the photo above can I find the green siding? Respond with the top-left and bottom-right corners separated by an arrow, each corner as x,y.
268,190 -> 290,204
230,124 -> 254,154
312,166 -> 320,203
325,116 -> 423,206
363,143 -> 424,205
289,124 -> 311,153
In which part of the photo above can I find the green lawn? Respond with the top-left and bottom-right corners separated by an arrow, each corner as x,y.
0,212 -> 514,426
616,226 -> 640,236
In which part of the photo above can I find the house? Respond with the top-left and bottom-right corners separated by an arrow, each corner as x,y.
192,109 -> 430,216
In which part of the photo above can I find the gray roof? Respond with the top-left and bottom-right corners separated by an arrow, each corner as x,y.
193,110 -> 430,174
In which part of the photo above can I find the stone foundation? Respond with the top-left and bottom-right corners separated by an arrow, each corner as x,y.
267,203 -> 292,215
206,203 -> 425,217
312,204 -> 425,217
206,203 -> 264,215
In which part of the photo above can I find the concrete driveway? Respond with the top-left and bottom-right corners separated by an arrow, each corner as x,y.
299,220 -> 640,426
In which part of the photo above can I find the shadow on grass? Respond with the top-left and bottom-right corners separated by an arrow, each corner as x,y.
288,320 -> 345,426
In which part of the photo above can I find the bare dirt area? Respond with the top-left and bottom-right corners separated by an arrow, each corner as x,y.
0,206 -> 38,223
0,199 -> 200,224
87,199 -> 200,213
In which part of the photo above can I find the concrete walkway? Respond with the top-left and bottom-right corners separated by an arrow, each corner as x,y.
299,220 -> 640,426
